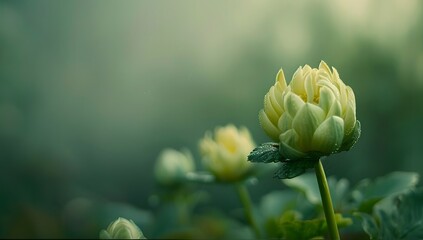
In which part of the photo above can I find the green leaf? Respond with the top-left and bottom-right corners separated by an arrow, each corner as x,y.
274,159 -> 317,179
283,173 -> 321,204
356,188 -> 423,240
276,212 -> 352,240
352,172 -> 419,212
331,178 -> 350,211
259,190 -> 298,219
283,173 -> 350,211
248,142 -> 283,163
378,189 -> 423,239
354,212 -> 379,239
280,217 -> 325,240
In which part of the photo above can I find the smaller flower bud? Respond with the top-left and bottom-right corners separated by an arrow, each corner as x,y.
154,148 -> 195,186
99,217 -> 146,239
199,124 -> 255,182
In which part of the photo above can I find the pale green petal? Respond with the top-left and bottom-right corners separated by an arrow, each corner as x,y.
279,129 -> 298,146
346,86 -> 356,111
343,102 -> 356,135
114,228 -> 133,239
338,81 -> 348,111
268,87 -> 283,115
264,94 -> 279,125
103,218 -> 144,239
331,67 -> 341,85
318,71 -> 331,83
279,129 -> 306,159
317,79 -> 340,99
327,100 -> 342,118
259,110 -> 280,141
304,75 -> 315,103
318,86 -> 335,113
303,64 -> 312,72
292,103 -> 325,149
284,92 -> 305,118
311,116 -> 344,154
343,86 -> 356,135
280,141 -> 307,160
319,60 -> 331,74
276,68 -> 287,91
215,125 -> 238,152
291,67 -> 306,96
278,113 -> 293,133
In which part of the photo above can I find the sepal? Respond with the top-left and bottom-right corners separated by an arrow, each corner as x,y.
338,120 -> 361,152
248,142 -> 283,163
274,158 -> 318,179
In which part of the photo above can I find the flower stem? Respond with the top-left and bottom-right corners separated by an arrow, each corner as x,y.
235,183 -> 261,238
315,159 -> 340,240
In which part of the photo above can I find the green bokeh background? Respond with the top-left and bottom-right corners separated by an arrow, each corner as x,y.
1,0 -> 423,238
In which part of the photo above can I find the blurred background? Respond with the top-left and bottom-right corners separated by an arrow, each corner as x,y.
1,0 -> 423,238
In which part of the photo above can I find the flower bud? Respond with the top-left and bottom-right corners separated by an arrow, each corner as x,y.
154,148 -> 195,186
199,124 -> 255,182
259,61 -> 359,160
99,217 -> 146,239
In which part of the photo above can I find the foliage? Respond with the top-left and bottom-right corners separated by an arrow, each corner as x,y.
356,188 -> 423,240
265,211 -> 352,240
105,170 -> 420,239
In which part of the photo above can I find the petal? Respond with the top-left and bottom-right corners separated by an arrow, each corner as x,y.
279,129 -> 298,146
346,86 -> 356,111
319,86 -> 335,113
215,125 -> 238,153
291,66 -> 306,96
303,64 -> 312,72
292,103 -> 325,149
319,60 -> 331,74
331,67 -> 341,84
268,87 -> 283,115
279,129 -> 306,159
317,79 -> 340,99
311,116 -> 344,153
264,93 -> 280,125
343,101 -> 356,135
278,113 -> 293,133
115,228 -> 132,239
283,92 -> 305,118
259,110 -> 280,141
343,87 -> 356,130
275,68 -> 287,91
304,74 -> 315,103
327,100 -> 342,118
338,81 -> 348,111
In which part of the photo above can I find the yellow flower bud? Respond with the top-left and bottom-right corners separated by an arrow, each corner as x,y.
99,217 -> 146,239
154,148 -> 195,186
259,61 -> 358,159
199,124 -> 255,182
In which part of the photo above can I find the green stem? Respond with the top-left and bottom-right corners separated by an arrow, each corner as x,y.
235,183 -> 261,238
315,159 -> 340,240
